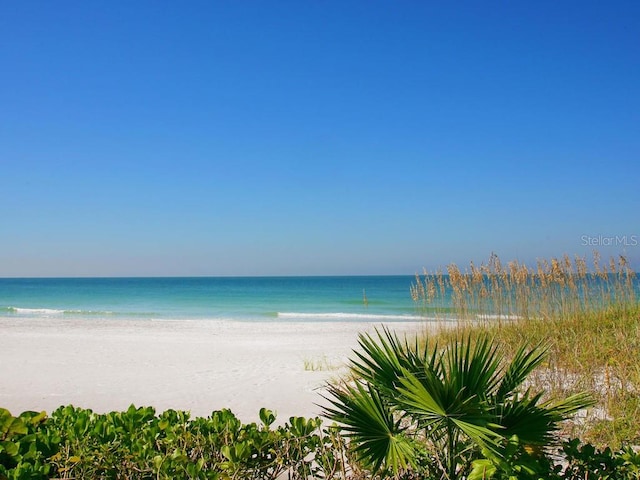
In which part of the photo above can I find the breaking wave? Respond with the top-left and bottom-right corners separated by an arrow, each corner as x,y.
2,306 -> 117,316
277,312 -> 422,321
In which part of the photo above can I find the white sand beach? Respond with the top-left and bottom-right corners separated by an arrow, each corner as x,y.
0,318 -> 426,423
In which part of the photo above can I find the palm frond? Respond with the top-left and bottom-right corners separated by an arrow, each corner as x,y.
397,368 -> 500,451
447,334 -> 503,400
350,326 -> 435,396
491,390 -> 594,446
322,381 -> 416,474
490,392 -> 559,445
349,328 -> 405,392
540,391 -> 595,420
496,343 -> 548,399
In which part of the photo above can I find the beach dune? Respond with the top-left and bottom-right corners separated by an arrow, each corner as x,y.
0,318 -> 422,423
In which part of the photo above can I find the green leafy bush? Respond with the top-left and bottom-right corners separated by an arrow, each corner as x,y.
555,438 -> 640,480
0,408 -> 57,480
1,405 -> 356,479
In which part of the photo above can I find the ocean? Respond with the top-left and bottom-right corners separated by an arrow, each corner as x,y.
0,276 -> 425,323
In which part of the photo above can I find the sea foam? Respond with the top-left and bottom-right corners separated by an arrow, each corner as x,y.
277,312 -> 421,321
8,307 -> 65,315
2,306 -> 115,317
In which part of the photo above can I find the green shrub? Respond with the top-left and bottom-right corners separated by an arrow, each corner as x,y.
323,328 -> 593,479
555,438 -> 640,480
1,405 -> 356,479
0,408 -> 56,480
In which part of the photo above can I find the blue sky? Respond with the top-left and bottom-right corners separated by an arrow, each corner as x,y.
1,1 -> 638,276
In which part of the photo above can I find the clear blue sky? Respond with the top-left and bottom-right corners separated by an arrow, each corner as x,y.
1,1 -> 638,276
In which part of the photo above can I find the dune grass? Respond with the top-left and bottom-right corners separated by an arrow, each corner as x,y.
411,252 -> 639,449
303,355 -> 342,372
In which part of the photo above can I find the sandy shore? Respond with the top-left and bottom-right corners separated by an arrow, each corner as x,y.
0,318 -> 427,423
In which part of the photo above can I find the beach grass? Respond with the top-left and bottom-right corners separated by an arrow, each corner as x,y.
411,252 -> 639,448
303,355 -> 342,372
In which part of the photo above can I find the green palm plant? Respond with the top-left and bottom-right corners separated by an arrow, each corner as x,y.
323,327 -> 594,479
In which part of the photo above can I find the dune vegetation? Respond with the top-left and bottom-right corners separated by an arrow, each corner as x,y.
410,252 -> 639,449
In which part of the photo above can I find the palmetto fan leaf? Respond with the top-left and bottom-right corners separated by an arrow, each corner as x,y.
349,327 -> 432,394
445,334 -> 503,401
490,391 -> 560,446
349,329 -> 404,390
323,380 -> 416,473
490,390 -> 595,447
396,367 -> 501,451
542,391 -> 596,419
496,343 -> 548,400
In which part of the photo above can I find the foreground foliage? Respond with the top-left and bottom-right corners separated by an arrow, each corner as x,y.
0,405 -> 353,479
4,404 -> 640,479
5,406 -> 640,480
324,328 -> 594,479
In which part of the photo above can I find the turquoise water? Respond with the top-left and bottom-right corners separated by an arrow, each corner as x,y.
4,275 -> 635,323
0,276 -> 423,322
